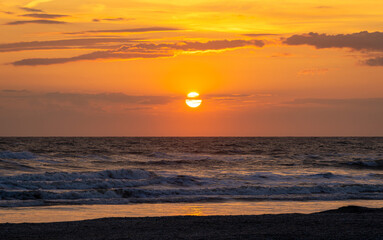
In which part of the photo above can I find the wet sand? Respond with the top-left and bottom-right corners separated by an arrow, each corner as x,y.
1,206 -> 383,240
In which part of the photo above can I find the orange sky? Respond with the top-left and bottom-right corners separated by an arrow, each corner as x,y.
0,0 -> 383,136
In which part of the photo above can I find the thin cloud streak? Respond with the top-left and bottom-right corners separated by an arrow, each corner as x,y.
21,13 -> 68,19
92,17 -> 134,22
243,33 -> 279,37
287,98 -> 383,106
1,11 -> 14,15
5,19 -> 66,25
65,27 -> 181,35
19,7 -> 43,12
25,0 -> 53,8
298,68 -> 328,75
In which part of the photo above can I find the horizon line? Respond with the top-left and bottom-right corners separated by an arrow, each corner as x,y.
0,136 -> 382,138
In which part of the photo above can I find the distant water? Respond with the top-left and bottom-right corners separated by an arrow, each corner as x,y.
1,137 -> 383,208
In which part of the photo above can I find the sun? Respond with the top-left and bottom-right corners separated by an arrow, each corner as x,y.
187,92 -> 199,98
185,92 -> 202,108
186,99 -> 202,108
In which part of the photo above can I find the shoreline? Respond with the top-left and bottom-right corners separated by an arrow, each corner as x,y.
3,199 -> 383,223
1,206 -> 383,239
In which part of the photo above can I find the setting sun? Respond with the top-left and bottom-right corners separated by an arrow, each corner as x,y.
186,92 -> 202,108
187,92 -> 200,98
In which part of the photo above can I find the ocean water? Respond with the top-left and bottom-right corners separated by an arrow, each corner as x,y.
1,137 -> 383,208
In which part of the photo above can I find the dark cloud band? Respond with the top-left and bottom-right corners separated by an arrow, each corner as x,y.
284,31 -> 383,67
5,19 -> 66,25
284,31 -> 383,51
10,39 -> 264,66
11,52 -> 172,66
364,56 -> 383,66
0,38 -> 141,52
21,13 -> 68,19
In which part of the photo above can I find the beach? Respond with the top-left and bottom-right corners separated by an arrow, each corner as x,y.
1,206 -> 383,240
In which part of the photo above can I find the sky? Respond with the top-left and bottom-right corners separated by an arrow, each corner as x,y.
0,0 -> 383,136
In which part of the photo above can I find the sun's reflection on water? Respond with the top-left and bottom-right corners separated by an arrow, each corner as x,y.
3,200 -> 383,223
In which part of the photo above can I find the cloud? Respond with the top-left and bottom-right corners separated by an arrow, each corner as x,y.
0,38 -> 141,52
243,33 -> 279,37
284,31 -> 383,51
19,7 -> 43,12
205,93 -> 252,100
364,56 -> 383,66
0,90 -> 176,107
92,17 -> 134,22
12,52 -> 172,66
11,39 -> 265,66
0,89 -> 176,120
298,68 -> 328,75
5,19 -> 66,25
21,13 -> 68,19
65,27 -> 181,35
284,31 -> 383,67
201,93 -> 272,107
287,98 -> 383,106
270,53 -> 292,58
0,90 -> 173,136
314,6 -> 333,9
1,11 -> 14,15
25,0 -> 53,8
119,39 -> 264,51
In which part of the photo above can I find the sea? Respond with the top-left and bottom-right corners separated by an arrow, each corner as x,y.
1,137 -> 383,222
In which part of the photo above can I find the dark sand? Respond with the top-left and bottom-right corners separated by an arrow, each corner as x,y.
1,206 -> 383,240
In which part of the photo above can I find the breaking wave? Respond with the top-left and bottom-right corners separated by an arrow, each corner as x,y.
345,159 -> 383,169
2,168 -> 383,207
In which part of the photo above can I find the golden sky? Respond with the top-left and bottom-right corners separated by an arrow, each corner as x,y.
1,0 -> 383,136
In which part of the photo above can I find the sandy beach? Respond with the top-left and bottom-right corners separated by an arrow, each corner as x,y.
1,206 -> 383,240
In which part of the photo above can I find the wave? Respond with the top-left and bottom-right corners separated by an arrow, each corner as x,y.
147,152 -> 174,158
145,152 -> 214,160
212,150 -> 248,155
0,151 -> 36,160
1,169 -> 156,182
344,159 -> 383,169
0,159 -> 35,171
2,168 -> 383,207
0,169 -> 206,192
2,183 -> 383,207
242,172 -> 355,181
130,159 -> 224,167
